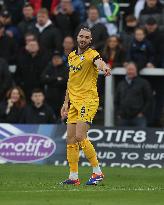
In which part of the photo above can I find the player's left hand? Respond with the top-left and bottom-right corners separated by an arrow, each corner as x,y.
103,66 -> 111,77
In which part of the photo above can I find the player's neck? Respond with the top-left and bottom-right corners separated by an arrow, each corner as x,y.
77,46 -> 89,55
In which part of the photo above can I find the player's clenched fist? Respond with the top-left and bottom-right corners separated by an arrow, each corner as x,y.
61,103 -> 69,120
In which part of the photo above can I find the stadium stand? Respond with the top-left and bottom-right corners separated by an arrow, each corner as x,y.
0,0 -> 163,127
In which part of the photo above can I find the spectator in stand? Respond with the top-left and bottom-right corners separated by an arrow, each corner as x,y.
72,0 -> 86,22
52,0 -> 80,38
126,27 -> 155,70
0,10 -> 20,43
144,17 -> 164,127
30,8 -> 62,54
77,5 -> 108,53
62,36 -> 74,65
0,58 -> 12,102
134,0 -> 145,19
3,0 -> 24,25
15,39 -> 50,100
114,62 -> 153,127
120,15 -> 138,51
29,0 -> 60,16
20,88 -> 56,124
97,0 -> 119,35
24,32 -> 38,46
0,22 -> 18,64
139,0 -> 164,30
102,35 -> 126,68
41,50 -> 68,120
145,17 -> 164,67
0,86 -> 26,123
0,0 -> 5,12
18,2 -> 36,43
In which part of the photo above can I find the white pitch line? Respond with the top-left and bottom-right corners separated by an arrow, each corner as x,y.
0,187 -> 164,193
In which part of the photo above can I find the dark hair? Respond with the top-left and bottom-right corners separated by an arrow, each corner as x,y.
23,2 -> 33,9
134,27 -> 146,35
79,27 -> 92,34
88,5 -> 99,12
24,32 -> 38,40
6,86 -> 26,108
126,15 -> 137,22
31,88 -> 45,95
102,35 -> 122,61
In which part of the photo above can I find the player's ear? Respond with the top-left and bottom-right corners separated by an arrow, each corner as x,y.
90,38 -> 93,45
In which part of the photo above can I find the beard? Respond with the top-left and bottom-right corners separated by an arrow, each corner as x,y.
78,41 -> 90,50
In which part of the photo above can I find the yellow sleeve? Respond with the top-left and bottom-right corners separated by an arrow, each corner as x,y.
91,50 -> 101,63
68,51 -> 75,67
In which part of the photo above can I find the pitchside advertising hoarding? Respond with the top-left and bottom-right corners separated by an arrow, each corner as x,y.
0,124 -> 164,168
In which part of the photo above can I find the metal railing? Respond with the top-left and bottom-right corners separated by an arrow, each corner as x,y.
103,67 -> 164,126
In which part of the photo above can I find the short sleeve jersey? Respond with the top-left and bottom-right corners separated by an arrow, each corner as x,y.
67,48 -> 100,102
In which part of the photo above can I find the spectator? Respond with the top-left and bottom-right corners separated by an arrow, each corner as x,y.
0,10 -> 20,43
0,22 -> 18,64
16,39 -> 50,99
143,18 -> 164,127
41,50 -> 68,120
72,0 -> 86,22
0,58 -> 12,102
77,5 -> 108,52
145,17 -> 164,67
29,0 -> 60,16
4,0 -> 24,25
139,0 -> 164,30
18,2 -> 36,42
23,32 -> 38,45
31,8 -> 62,54
0,86 -> 26,123
52,0 -> 80,38
134,0 -> 145,19
20,88 -> 56,123
114,62 -> 153,127
126,27 -> 155,70
0,0 -> 5,12
97,0 -> 119,35
62,36 -> 74,65
120,15 -> 138,51
102,35 -> 126,68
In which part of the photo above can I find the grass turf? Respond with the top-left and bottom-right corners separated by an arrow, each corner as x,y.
0,165 -> 164,205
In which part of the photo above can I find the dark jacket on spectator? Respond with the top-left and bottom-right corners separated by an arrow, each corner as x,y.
18,17 -> 36,41
4,0 -> 24,25
20,103 -> 56,123
127,38 -> 155,70
0,58 -> 12,102
16,49 -> 50,99
41,62 -> 68,118
53,10 -> 80,38
31,22 -> 62,53
77,22 -> 108,52
114,76 -> 152,119
120,26 -> 137,51
139,2 -> 164,29
0,34 -> 18,64
102,47 -> 126,68
0,101 -> 23,123
146,28 -> 164,67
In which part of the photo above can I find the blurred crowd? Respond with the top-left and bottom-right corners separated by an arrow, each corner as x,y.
0,0 -> 163,127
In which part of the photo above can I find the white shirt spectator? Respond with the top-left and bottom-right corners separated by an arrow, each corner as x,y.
134,0 -> 145,19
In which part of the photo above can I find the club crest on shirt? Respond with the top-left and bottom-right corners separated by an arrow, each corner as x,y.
80,56 -> 84,61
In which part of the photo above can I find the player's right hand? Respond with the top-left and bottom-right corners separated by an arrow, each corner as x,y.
61,103 -> 69,120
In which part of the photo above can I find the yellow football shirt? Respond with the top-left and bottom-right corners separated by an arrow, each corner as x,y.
67,48 -> 100,102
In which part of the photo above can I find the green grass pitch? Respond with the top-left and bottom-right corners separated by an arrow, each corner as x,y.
0,164 -> 164,205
